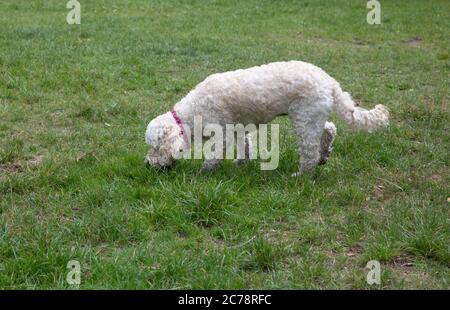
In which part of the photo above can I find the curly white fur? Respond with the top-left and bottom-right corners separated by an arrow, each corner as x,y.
145,60 -> 389,174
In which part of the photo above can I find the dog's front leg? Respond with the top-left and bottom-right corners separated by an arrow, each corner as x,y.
233,133 -> 253,166
200,135 -> 225,171
201,159 -> 223,171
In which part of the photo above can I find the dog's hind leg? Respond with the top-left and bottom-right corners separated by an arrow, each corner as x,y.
203,131 -> 254,170
318,121 -> 337,165
289,98 -> 332,176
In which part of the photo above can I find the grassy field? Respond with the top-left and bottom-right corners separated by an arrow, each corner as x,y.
0,0 -> 449,289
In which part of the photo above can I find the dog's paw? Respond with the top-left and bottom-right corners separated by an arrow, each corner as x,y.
233,159 -> 246,166
293,164 -> 318,177
201,159 -> 222,171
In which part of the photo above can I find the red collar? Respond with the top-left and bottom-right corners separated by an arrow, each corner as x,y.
171,110 -> 190,147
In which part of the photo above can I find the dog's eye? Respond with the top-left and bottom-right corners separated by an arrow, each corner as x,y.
179,149 -> 183,153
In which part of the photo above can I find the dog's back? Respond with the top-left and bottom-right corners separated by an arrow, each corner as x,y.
178,61 -> 337,125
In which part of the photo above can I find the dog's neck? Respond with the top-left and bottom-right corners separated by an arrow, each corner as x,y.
170,110 -> 190,147
172,99 -> 195,136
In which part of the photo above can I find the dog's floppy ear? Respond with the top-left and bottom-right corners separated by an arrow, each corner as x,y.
153,122 -> 174,152
158,122 -> 186,158
145,121 -> 166,150
154,126 -> 169,150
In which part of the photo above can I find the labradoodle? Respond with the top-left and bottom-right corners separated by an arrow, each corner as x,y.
145,61 -> 389,175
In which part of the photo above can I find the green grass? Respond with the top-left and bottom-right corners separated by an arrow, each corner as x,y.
0,0 -> 449,289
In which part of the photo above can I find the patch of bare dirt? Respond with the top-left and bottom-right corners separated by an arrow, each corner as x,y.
391,255 -> 415,268
402,37 -> 423,46
0,155 -> 44,173
295,33 -> 371,48
430,174 -> 441,182
76,151 -> 98,162
345,246 -> 362,258
351,39 -> 370,47
372,183 -> 385,200
27,155 -> 44,166
0,161 -> 22,173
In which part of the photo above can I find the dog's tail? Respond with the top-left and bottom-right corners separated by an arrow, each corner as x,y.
332,85 -> 389,132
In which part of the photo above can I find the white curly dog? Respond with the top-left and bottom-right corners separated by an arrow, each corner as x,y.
145,61 -> 389,175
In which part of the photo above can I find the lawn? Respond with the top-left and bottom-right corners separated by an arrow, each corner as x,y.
0,0 -> 448,289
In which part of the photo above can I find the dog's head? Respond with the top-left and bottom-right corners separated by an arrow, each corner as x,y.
144,113 -> 186,168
